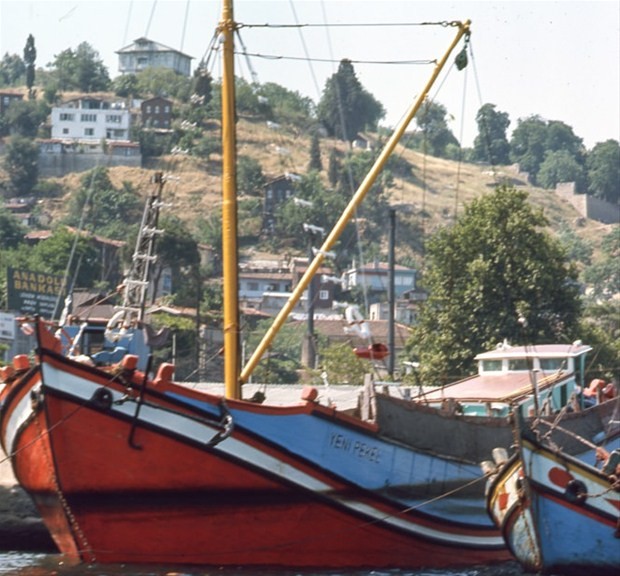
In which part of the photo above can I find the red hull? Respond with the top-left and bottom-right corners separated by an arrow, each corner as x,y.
13,389 -> 504,567
1,343 -> 509,569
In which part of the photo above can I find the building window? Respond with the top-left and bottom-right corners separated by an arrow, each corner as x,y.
80,113 -> 97,122
319,290 -> 329,300
62,128 -> 69,135
59,113 -> 74,121
146,105 -> 151,113
154,106 -> 160,113
106,114 -> 122,123
84,128 -> 94,136
248,282 -> 259,291
164,105 -> 170,113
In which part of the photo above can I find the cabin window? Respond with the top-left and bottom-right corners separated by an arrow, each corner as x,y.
540,358 -> 565,371
508,359 -> 531,371
481,360 -> 502,372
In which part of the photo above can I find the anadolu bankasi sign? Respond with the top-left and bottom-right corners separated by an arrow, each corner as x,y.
6,267 -> 65,319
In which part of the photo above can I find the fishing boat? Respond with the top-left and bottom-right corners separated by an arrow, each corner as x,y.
0,0 -> 611,570
0,3 -> 502,568
486,413 -> 620,575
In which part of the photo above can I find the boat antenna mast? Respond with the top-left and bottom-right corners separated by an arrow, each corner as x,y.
219,0 -> 242,399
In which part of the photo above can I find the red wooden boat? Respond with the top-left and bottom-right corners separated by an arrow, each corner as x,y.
0,4 -> 517,570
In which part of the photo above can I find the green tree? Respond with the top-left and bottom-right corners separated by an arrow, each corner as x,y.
538,150 -> 585,190
192,61 -> 212,106
135,67 -> 191,101
113,73 -> 140,98
408,186 -> 582,383
0,52 -> 25,86
472,103 -> 511,164
319,342 -> 372,385
237,155 -> 265,196
308,132 -> 322,172
235,78 -> 267,116
557,226 -> 592,266
415,100 -> 459,158
3,136 -> 39,195
154,216 -> 201,306
0,207 -> 26,248
510,116 -> 584,186
583,227 -> 620,301
258,82 -> 314,127
317,59 -> 384,140
23,34 -> 36,99
246,319 -> 305,383
64,167 -> 143,239
328,148 -> 340,187
578,300 -> 619,382
49,42 -> 110,92
5,99 -> 48,137
28,227 -> 101,289
587,140 -> 620,204
509,115 -> 547,181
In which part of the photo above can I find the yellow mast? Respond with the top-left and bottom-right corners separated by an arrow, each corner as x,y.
220,0 -> 241,399
240,20 -> 471,384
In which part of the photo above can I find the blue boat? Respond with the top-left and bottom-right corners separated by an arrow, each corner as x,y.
486,412 -> 620,575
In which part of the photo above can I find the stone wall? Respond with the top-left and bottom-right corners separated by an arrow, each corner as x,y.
38,150 -> 142,178
556,182 -> 619,225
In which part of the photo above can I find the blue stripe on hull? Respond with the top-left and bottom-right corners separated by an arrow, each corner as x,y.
168,391 -> 494,528
530,491 -> 620,574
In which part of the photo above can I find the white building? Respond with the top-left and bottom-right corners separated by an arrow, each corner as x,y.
50,97 -> 131,141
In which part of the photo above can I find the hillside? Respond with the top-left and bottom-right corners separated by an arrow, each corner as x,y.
33,115 -> 614,270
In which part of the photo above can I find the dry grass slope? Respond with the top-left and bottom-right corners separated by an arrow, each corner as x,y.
33,115 -> 614,263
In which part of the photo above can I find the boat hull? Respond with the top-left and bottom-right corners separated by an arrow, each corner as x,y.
1,349 -> 509,569
487,428 -> 620,575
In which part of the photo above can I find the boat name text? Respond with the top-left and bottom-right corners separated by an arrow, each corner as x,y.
329,432 -> 380,463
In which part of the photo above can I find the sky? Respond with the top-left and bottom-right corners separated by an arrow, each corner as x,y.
1,0 -> 619,149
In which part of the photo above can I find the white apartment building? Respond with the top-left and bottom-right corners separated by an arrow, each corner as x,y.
51,97 -> 131,141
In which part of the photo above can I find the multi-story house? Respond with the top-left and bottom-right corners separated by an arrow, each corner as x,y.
117,37 -> 192,77
289,256 -> 338,314
51,97 -> 130,141
342,260 -> 417,300
238,260 -> 293,306
261,173 -> 301,234
141,97 -> 173,129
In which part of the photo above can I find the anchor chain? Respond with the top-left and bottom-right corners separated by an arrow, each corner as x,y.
33,392 -> 94,561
